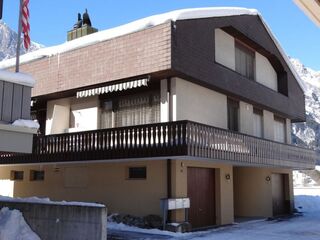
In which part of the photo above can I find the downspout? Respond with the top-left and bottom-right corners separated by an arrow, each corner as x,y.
167,77 -> 172,222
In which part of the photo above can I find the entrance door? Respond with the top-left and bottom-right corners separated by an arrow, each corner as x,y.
187,167 -> 215,228
272,173 -> 289,216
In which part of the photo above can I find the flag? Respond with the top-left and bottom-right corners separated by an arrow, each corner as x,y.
21,0 -> 30,49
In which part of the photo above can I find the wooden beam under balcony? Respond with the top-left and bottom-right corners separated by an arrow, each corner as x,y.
0,121 -> 316,169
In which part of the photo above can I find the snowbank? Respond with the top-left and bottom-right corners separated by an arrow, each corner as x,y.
0,70 -> 35,87
0,207 -> 40,240
0,7 -> 305,91
0,196 -> 105,208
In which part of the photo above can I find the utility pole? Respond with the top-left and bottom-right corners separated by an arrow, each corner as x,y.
0,0 -> 3,19
15,0 -> 23,72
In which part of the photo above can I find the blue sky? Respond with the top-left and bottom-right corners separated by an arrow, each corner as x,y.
2,0 -> 320,70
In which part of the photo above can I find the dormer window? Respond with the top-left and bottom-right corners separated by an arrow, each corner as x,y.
235,41 -> 255,80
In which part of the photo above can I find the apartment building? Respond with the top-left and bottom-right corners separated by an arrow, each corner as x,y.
0,8 -> 316,229
0,70 -> 36,153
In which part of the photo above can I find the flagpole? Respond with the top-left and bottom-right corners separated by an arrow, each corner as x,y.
15,0 -> 23,73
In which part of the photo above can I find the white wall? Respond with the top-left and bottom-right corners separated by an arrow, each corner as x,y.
215,29 -> 235,70
215,29 -> 278,92
46,98 -> 71,135
160,79 -> 169,122
46,96 -> 99,135
70,96 -> 99,132
256,52 -> 278,91
172,77 -> 228,129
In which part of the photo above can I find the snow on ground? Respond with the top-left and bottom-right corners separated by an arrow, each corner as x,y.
108,188 -> 320,239
0,207 -> 40,240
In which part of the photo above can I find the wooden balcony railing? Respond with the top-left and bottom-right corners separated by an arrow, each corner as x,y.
0,121 -> 316,169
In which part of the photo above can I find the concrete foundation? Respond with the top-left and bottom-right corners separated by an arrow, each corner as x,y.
0,201 -> 107,240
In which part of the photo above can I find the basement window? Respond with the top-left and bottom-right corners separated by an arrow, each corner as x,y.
10,171 -> 24,181
30,170 -> 45,181
128,167 -> 147,180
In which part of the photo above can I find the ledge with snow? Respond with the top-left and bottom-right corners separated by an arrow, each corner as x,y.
0,70 -> 37,154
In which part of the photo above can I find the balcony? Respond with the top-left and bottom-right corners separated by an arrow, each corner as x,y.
0,121 -> 316,169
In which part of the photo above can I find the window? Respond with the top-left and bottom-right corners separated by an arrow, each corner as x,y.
274,116 -> 286,143
101,92 -> 160,129
128,167 -> 147,180
227,98 -> 239,132
30,170 -> 45,181
253,108 -> 263,138
235,41 -> 255,80
101,101 -> 113,129
10,171 -> 24,181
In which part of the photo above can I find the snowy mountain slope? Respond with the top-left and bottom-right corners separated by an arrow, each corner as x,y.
290,58 -> 320,156
0,20 -> 42,61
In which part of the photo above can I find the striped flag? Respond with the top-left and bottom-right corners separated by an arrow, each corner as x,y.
21,0 -> 30,49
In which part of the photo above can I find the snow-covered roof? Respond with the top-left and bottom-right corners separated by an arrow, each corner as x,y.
0,7 -> 305,91
0,70 -> 35,87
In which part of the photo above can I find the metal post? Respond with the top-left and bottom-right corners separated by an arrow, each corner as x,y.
15,0 -> 23,73
0,0 -> 3,19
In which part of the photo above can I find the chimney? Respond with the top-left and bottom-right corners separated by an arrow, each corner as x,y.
67,9 -> 98,41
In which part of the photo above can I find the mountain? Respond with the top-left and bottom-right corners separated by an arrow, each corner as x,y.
0,20 -> 42,61
290,58 -> 320,158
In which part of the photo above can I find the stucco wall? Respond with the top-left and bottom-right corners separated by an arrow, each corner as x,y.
0,161 -> 167,216
46,96 -> 99,135
0,124 -> 36,153
172,77 -> 228,129
214,29 -> 279,92
214,29 -> 235,70
46,98 -> 71,135
233,167 -> 293,218
170,160 -> 234,225
70,96 -> 99,131
160,79 -> 169,122
256,52 -> 278,91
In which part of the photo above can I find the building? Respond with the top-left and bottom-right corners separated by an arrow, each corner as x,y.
0,8 -> 316,229
0,70 -> 36,153
294,0 -> 320,26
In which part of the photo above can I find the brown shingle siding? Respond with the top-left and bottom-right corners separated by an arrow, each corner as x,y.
10,22 -> 172,97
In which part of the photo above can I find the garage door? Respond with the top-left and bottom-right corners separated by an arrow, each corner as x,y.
187,167 -> 215,228
272,173 -> 289,216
